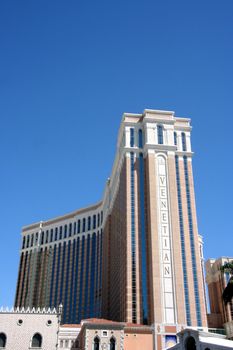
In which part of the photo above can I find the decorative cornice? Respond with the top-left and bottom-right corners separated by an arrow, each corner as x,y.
0,306 -> 58,314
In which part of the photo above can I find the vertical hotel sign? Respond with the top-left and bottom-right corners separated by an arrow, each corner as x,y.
157,155 -> 176,324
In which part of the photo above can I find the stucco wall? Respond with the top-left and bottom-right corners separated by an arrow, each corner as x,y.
0,311 -> 59,350
124,332 -> 153,350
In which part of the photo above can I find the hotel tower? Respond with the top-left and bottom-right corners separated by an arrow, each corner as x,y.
15,109 -> 207,348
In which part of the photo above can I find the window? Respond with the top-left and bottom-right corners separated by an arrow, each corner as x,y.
64,225 -> 67,238
0,333 -> 6,348
26,235 -> 30,248
94,337 -> 100,350
130,128 -> 134,147
182,132 -> 187,151
31,333 -> 42,348
88,216 -> 91,231
69,223 -> 72,237
74,222 -> 76,235
174,132 -> 177,146
157,125 -> 163,144
31,234 -> 34,247
55,227 -> 58,241
45,230 -> 49,244
93,215 -> 96,229
110,337 -> 116,350
138,129 -> 143,148
22,237 -> 25,249
50,229 -> 53,242
59,226 -> 63,240
82,218 -> 86,232
77,220 -> 81,234
40,232 -> 44,245
97,213 -> 100,227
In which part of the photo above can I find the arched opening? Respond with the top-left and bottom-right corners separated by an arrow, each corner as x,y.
0,333 -> 6,348
157,125 -> 164,144
31,333 -> 42,348
94,336 -> 100,350
110,337 -> 116,350
185,336 -> 196,350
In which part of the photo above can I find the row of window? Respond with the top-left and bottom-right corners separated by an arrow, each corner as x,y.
59,339 -> 75,348
175,155 -> 191,326
130,127 -> 187,150
183,156 -> 202,326
22,212 -> 103,249
130,152 -> 137,323
139,152 -> 149,324
0,332 -> 42,348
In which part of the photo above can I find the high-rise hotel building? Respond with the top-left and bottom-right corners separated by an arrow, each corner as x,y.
15,109 -> 207,346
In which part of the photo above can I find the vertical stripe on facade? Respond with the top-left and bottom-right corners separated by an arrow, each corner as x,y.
183,156 -> 202,326
59,242 -> 66,305
130,152 -> 137,322
95,232 -> 100,316
19,252 -> 28,306
90,233 -> 96,317
72,238 -> 80,323
63,240 -> 71,323
49,244 -> 57,306
15,253 -> 24,306
54,243 -> 61,307
99,230 -> 103,317
84,235 -> 91,319
139,152 -> 149,324
175,155 -> 191,326
78,238 -> 85,322
69,239 -> 76,323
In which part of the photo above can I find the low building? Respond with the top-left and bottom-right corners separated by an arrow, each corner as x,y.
73,318 -> 153,350
205,257 -> 233,329
0,307 -> 59,350
169,328 -> 233,350
58,324 -> 81,349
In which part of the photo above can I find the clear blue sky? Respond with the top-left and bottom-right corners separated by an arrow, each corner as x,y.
0,0 -> 232,306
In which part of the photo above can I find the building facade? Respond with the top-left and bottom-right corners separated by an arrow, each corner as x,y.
206,257 -> 233,329
73,318 -> 153,350
15,204 -> 103,324
15,109 -> 207,345
0,307 -> 59,350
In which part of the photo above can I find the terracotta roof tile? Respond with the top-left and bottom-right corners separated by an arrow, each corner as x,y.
61,324 -> 81,328
82,318 -> 122,324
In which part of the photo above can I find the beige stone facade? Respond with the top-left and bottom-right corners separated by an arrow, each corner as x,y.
0,307 -> 59,350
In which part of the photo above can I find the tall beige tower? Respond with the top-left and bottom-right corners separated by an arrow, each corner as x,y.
102,110 -> 207,349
